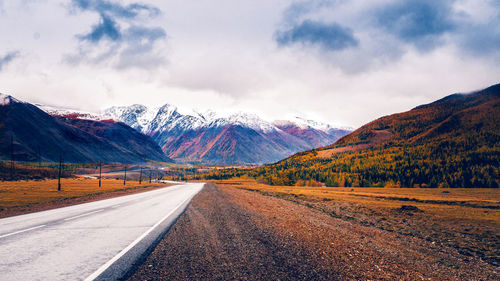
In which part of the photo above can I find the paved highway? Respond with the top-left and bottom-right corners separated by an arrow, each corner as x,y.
0,183 -> 204,281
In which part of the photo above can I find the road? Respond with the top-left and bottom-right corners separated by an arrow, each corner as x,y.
0,182 -> 204,281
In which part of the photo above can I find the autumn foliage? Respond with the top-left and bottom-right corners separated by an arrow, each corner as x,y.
199,84 -> 500,188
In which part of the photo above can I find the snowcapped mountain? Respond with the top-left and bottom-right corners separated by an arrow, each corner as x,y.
103,104 -> 352,165
0,93 -> 21,105
0,97 -> 170,163
36,102 -> 351,164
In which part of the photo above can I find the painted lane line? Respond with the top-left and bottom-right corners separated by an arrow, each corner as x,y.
111,205 -> 121,208
84,195 -> 194,281
64,210 -> 104,221
0,224 -> 46,239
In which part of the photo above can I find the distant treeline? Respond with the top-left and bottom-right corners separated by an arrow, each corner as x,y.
0,162 -> 72,181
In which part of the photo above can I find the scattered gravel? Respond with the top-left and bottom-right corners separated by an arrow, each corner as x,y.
128,183 -> 498,280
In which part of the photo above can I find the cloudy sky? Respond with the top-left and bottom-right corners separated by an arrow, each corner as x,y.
0,0 -> 499,127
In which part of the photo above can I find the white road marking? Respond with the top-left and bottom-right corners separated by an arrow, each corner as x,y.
64,210 -> 104,221
84,196 -> 192,281
111,205 -> 121,208
0,224 -> 46,239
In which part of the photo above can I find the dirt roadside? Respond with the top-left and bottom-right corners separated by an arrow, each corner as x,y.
128,183 -> 498,280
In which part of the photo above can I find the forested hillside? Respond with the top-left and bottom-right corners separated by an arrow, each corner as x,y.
201,84 -> 500,188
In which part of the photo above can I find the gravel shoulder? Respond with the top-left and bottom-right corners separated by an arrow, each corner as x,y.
128,183 -> 498,280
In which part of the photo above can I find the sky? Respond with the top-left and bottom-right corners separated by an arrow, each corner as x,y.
0,0 -> 499,128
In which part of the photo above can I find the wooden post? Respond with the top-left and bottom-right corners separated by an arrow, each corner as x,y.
123,165 -> 127,185
99,161 -> 102,187
139,167 -> 142,184
58,153 -> 62,191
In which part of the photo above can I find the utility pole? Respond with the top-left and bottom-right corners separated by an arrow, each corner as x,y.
10,135 -> 14,181
149,170 -> 152,183
139,167 -> 142,184
99,161 -> 102,188
123,165 -> 127,185
58,153 -> 62,191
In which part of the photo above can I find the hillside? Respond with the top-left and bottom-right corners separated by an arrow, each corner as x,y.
323,83 -> 500,152
104,105 -> 351,164
0,95 -> 170,163
203,84 -> 500,187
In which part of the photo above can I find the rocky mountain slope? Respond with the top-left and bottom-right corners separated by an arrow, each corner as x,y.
103,105 -> 351,164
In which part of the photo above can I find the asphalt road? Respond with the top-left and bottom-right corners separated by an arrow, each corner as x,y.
0,182 -> 204,281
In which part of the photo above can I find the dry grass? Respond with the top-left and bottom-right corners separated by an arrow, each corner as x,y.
0,177 -> 166,210
214,179 -> 500,224
214,179 -> 500,267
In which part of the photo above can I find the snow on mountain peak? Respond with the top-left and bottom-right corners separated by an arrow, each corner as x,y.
292,117 -> 332,131
0,93 -> 21,105
102,103 -> 349,136
226,112 -> 277,133
36,104 -> 103,120
193,109 -> 218,122
103,104 -> 159,133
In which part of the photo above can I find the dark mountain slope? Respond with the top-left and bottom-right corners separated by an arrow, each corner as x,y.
0,96 -> 170,163
59,117 -> 171,163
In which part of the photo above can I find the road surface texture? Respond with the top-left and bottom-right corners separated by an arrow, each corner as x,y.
0,183 -> 203,281
128,183 -> 497,280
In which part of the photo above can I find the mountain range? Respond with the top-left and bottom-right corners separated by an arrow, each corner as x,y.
0,95 -> 170,163
102,105 -> 351,164
206,83 -> 500,188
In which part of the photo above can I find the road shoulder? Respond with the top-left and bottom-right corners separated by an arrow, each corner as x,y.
128,183 -> 498,280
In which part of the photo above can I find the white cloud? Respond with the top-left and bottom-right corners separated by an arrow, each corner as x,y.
0,0 -> 498,128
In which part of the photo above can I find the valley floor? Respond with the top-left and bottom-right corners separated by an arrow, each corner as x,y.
127,182 -> 498,280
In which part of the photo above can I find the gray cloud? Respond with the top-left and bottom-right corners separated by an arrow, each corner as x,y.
79,13 -> 121,42
281,0 -> 335,24
68,0 -> 166,69
460,25 -> 500,57
275,20 -> 358,51
375,0 -> 455,51
275,0 -> 500,69
0,51 -> 19,71
455,6 -> 500,58
116,26 -> 167,69
71,0 -> 159,20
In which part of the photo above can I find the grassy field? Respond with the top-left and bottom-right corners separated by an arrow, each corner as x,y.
214,179 -> 500,266
216,179 -> 500,223
0,177 -> 168,217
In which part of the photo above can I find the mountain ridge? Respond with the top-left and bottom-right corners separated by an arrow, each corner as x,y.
102,104 -> 352,164
204,83 -> 500,187
0,95 -> 170,163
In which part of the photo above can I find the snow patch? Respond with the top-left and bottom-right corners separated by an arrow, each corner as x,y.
0,93 -> 21,105
38,104 -> 103,120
